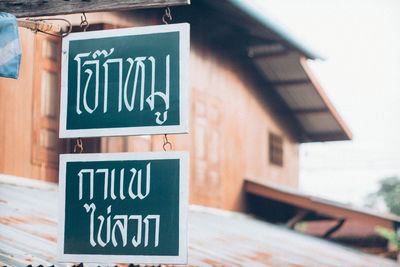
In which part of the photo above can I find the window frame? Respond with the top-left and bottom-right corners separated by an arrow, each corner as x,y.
268,132 -> 284,167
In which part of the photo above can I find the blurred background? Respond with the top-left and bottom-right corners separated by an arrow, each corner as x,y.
255,0 -> 400,211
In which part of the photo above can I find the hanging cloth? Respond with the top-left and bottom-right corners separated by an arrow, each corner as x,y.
0,13 -> 22,79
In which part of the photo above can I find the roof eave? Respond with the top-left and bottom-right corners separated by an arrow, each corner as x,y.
226,0 -> 323,60
299,57 -> 353,141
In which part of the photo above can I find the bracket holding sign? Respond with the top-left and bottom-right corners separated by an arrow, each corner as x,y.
58,151 -> 189,264
59,23 -> 190,138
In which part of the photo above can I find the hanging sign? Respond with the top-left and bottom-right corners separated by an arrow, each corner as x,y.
59,23 -> 190,138
57,151 -> 189,264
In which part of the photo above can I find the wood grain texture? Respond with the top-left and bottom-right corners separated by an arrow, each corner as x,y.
1,0 -> 190,18
0,28 -> 36,179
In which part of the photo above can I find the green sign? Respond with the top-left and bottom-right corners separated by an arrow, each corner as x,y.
57,151 -> 189,264
59,24 -> 190,138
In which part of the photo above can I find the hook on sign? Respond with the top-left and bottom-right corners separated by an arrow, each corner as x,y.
163,134 -> 173,151
80,12 -> 90,32
162,7 -> 172,24
74,138 -> 84,153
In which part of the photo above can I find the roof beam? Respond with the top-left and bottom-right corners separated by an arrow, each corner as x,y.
0,0 -> 190,18
305,132 -> 351,142
286,209 -> 309,229
293,108 -> 330,115
323,219 -> 346,238
271,79 -> 310,87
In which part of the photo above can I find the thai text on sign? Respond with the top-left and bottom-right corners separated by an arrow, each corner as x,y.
57,151 -> 189,264
59,23 -> 190,138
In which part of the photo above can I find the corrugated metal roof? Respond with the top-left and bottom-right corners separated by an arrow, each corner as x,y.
296,112 -> 343,133
275,84 -> 326,110
1,174 -> 399,266
253,52 -> 309,81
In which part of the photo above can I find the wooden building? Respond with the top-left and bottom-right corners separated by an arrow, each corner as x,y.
0,0 -> 352,212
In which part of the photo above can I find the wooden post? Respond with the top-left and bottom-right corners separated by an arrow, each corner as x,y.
17,19 -> 62,33
0,0 -> 190,18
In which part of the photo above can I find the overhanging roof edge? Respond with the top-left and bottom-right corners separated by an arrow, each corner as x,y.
244,177 -> 400,227
299,57 -> 353,141
226,0 -> 323,60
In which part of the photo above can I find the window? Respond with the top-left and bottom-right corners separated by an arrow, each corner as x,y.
32,35 -> 63,168
269,132 -> 283,166
41,70 -> 58,118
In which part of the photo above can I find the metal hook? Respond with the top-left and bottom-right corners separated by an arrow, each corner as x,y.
61,18 -> 72,37
80,12 -> 89,32
163,134 -> 172,151
162,7 -> 172,24
73,138 -> 84,153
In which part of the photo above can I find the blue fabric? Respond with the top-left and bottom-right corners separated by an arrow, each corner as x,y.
0,13 -> 22,79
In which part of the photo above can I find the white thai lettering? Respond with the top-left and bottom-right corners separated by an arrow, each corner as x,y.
129,215 -> 142,247
128,163 -> 151,200
83,203 -> 96,247
74,50 -> 171,124
78,169 -> 94,200
112,215 -> 128,247
82,204 -> 160,248
95,169 -> 108,200
97,205 -> 112,247
143,215 -> 160,247
77,164 -> 150,201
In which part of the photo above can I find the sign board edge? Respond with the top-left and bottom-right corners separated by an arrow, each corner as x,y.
59,23 -> 190,138
57,151 -> 189,264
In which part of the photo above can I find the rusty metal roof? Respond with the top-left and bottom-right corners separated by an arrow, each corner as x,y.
1,174 -> 398,266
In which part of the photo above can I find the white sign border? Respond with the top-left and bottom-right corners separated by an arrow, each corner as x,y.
57,151 -> 189,264
59,23 -> 190,138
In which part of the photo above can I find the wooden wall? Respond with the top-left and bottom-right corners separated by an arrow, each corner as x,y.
0,10 -> 299,212
0,28 -> 60,182
187,40 -> 299,211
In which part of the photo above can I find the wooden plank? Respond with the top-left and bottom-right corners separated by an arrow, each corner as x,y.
286,209 -> 309,229
0,0 -> 190,18
17,19 -> 62,33
323,219 -> 346,238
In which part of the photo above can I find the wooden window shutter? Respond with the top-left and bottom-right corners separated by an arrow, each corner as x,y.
32,34 -> 63,169
269,132 -> 283,167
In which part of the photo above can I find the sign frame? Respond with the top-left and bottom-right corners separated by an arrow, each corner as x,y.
57,151 -> 189,264
59,23 -> 190,138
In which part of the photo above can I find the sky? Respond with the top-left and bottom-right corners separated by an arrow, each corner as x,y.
254,0 -> 400,209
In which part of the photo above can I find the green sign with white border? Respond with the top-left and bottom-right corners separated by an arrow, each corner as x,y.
59,23 -> 190,138
57,151 -> 189,264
